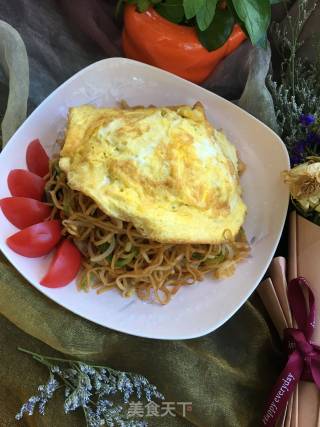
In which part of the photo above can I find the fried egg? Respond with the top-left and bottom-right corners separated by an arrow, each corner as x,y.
59,103 -> 246,243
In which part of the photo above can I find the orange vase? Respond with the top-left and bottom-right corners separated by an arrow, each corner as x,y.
122,4 -> 246,84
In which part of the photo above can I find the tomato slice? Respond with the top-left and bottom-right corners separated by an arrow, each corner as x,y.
26,139 -> 49,177
0,197 -> 52,229
40,239 -> 82,288
8,169 -> 45,200
6,220 -> 61,257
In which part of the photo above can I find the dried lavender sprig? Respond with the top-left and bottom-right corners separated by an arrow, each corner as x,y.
18,347 -> 164,403
15,374 -> 60,420
268,0 -> 320,163
16,347 -> 164,427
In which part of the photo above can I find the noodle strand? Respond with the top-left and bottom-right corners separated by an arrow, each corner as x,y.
45,159 -> 250,304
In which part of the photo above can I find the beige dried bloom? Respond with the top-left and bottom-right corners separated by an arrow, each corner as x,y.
283,159 -> 320,212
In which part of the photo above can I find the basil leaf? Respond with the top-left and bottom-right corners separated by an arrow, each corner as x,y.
226,0 -> 247,36
231,0 -> 271,45
183,0 -> 205,19
197,8 -> 235,51
136,0 -> 152,12
155,0 -> 185,24
196,0 -> 219,31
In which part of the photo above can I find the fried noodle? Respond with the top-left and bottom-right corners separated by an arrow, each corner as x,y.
45,160 -> 250,304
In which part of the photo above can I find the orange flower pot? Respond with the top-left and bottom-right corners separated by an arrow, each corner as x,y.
122,4 -> 247,84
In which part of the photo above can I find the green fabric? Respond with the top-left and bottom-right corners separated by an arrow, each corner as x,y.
0,253 -> 281,426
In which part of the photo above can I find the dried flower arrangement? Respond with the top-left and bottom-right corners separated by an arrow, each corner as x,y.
16,348 -> 164,427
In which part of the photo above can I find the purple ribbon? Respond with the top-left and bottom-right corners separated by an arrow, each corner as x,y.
262,277 -> 320,426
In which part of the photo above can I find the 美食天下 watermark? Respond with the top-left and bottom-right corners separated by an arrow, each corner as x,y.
127,401 -> 192,418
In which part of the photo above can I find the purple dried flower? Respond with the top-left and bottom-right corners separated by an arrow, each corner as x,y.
306,131 -> 317,142
300,113 -> 315,126
290,138 -> 307,165
15,348 -> 164,427
306,131 -> 320,144
295,139 -> 307,153
15,375 -> 59,420
15,396 -> 40,420
290,154 -> 301,166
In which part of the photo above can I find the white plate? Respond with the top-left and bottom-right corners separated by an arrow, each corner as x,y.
0,58 -> 289,339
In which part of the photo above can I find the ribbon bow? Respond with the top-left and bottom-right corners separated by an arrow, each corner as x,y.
262,277 -> 320,427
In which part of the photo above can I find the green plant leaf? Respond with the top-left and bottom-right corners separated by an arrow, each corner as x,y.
196,0 -> 219,31
126,0 -> 140,5
115,0 -> 124,19
231,0 -> 271,46
136,0 -> 152,12
270,0 -> 283,3
197,8 -> 235,51
229,0 -> 252,44
256,33 -> 268,49
226,0 -> 246,32
155,0 -> 185,24
183,0 -> 205,19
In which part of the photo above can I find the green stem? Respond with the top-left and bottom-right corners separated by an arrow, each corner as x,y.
18,347 -> 124,374
32,355 -> 55,370
83,407 -> 90,427
18,347 -> 106,409
18,347 -> 97,366
34,356 -> 78,392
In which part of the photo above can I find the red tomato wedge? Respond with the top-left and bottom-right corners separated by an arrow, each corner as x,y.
0,197 -> 52,229
7,169 -> 45,200
40,239 -> 82,288
26,139 -> 49,177
6,220 -> 61,257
